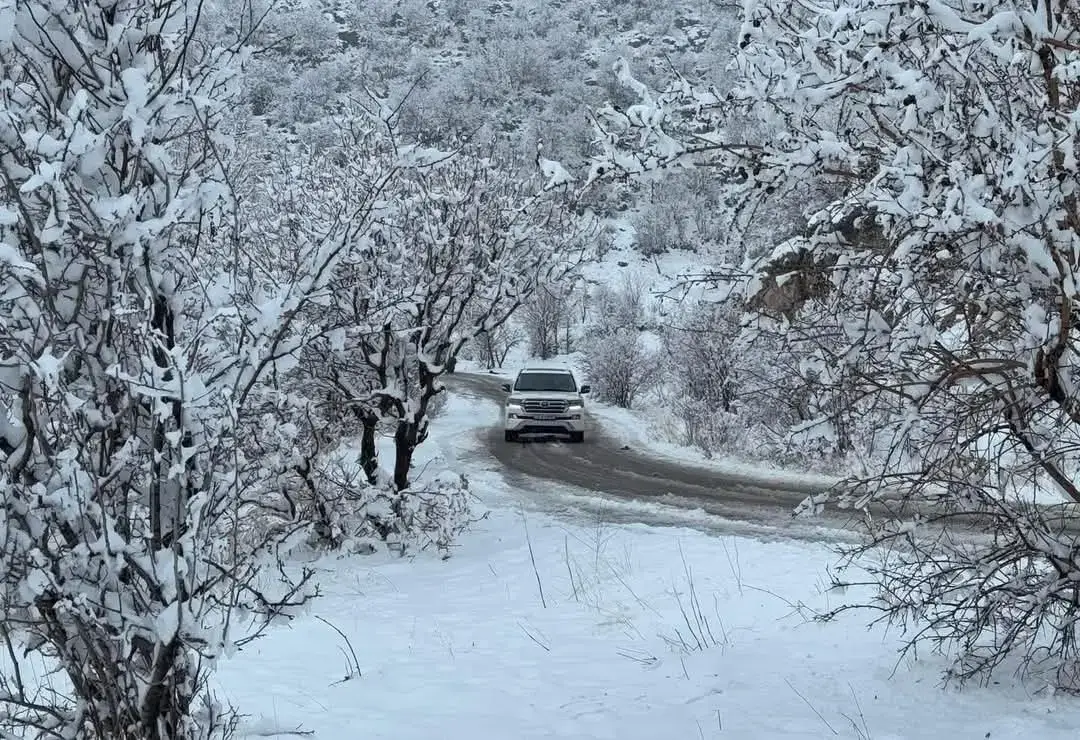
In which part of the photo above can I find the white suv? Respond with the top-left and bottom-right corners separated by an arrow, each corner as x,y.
502,367 -> 590,443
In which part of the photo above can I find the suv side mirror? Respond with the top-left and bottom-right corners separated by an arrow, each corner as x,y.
580,384 -> 591,394
500,382 -> 512,393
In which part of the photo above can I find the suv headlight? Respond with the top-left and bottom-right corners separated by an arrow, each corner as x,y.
567,400 -> 583,409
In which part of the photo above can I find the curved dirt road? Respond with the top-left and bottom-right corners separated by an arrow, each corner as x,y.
448,372 -> 867,539
447,372 -> 1080,546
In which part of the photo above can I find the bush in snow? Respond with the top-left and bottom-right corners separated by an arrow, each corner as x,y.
583,277 -> 657,409
522,281 -> 584,360
632,203 -> 688,256
283,443 -> 475,555
588,275 -> 648,333
467,319 -> 526,370
630,175 -> 716,256
584,0 -> 1080,689
660,301 -> 741,454
583,329 -> 659,409
659,297 -> 853,465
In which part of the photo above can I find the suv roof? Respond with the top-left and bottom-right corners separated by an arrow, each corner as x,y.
520,366 -> 573,374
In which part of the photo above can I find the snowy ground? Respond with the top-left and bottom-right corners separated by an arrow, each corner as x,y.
584,234 -> 722,304
211,391 -> 1080,739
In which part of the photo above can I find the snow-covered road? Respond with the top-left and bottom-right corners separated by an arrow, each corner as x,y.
449,372 -> 1080,544
448,372 -> 857,542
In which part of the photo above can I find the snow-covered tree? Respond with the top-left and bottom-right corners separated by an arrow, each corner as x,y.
368,150 -> 590,490
467,315 -> 525,370
522,281 -> 584,359
0,1 -> 411,735
212,114 -> 443,553
582,277 -> 658,409
292,124 -> 593,493
588,276 -> 648,336
583,330 -> 658,409
584,1 -> 1080,687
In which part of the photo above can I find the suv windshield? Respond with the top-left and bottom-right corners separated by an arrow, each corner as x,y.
514,372 -> 577,392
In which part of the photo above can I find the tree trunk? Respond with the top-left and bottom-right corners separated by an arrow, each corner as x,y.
140,636 -> 184,740
360,412 -> 379,485
392,361 -> 442,491
393,420 -> 419,491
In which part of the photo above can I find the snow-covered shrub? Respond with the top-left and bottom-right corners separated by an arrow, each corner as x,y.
583,277 -> 657,408
631,167 -> 741,256
522,282 -> 583,360
283,443 -> 474,555
247,332 -> 463,557
584,329 -> 659,409
660,299 -> 793,461
661,302 -> 741,454
473,33 -> 559,98
632,200 -> 691,256
390,470 -> 476,554
589,276 -> 648,335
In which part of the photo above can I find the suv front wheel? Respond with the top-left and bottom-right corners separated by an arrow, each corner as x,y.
504,430 -> 519,442
568,431 -> 584,444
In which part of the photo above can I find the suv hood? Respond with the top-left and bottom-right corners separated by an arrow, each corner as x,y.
508,390 -> 583,402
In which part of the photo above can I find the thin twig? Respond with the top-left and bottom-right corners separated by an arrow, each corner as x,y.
521,505 -> 547,608
785,678 -> 838,735
314,616 -> 362,681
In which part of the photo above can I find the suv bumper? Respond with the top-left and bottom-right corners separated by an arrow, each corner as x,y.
504,412 -> 587,435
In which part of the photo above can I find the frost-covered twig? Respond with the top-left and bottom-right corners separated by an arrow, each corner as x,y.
314,617 -> 362,684
521,505 -> 547,609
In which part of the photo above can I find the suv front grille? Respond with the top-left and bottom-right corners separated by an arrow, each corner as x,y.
522,399 -> 570,414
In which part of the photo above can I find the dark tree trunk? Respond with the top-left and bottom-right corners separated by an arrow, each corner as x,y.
390,360 -> 443,491
140,636 -> 184,740
393,419 -> 420,491
360,412 -> 379,485
148,292 -> 188,550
